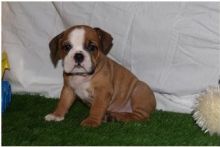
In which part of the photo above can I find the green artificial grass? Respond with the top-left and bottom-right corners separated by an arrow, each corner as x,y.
2,94 -> 220,146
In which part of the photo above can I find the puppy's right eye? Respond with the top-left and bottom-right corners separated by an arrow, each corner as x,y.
63,42 -> 72,52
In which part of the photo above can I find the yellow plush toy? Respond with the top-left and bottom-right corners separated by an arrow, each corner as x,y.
2,51 -> 10,78
2,51 -> 11,112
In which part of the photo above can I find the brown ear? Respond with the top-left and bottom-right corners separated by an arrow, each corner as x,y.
49,32 -> 64,67
94,27 -> 113,55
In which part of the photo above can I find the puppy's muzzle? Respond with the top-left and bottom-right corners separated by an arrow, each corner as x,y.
74,53 -> 84,64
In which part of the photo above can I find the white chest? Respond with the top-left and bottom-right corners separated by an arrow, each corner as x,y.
69,76 -> 93,103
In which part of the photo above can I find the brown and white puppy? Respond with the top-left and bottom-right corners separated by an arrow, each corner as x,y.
45,25 -> 156,127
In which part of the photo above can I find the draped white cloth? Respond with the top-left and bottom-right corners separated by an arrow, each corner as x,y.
2,2 -> 220,113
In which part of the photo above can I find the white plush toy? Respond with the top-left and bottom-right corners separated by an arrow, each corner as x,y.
193,84 -> 220,136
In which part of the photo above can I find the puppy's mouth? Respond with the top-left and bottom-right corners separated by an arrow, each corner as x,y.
66,64 -> 95,76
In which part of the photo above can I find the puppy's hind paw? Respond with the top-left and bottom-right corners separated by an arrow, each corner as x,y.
44,114 -> 64,122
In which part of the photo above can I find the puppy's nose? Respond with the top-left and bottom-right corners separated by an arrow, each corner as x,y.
74,53 -> 84,64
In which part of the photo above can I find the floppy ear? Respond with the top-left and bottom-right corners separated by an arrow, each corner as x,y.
94,28 -> 113,55
49,32 -> 64,67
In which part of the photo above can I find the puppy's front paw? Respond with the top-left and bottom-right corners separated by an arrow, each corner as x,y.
80,117 -> 101,127
44,114 -> 64,122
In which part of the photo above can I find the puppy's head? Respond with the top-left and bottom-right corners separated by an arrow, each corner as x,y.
49,25 -> 113,75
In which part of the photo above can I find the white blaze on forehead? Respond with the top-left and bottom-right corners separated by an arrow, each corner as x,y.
68,28 -> 85,49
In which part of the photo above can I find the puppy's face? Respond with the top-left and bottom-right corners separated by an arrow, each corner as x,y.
49,25 -> 113,75
62,27 -> 99,75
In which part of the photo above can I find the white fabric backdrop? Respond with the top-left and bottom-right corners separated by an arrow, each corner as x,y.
2,2 -> 220,113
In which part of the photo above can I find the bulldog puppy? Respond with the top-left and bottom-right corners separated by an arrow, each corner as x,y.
45,25 -> 156,127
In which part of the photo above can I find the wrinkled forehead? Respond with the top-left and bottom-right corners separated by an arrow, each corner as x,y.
62,26 -> 100,45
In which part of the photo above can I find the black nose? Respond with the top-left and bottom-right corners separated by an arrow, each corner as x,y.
74,53 -> 84,64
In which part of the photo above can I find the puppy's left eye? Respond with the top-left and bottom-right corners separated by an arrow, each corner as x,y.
86,42 -> 97,52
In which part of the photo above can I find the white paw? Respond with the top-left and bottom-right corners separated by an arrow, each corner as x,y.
44,114 -> 64,122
